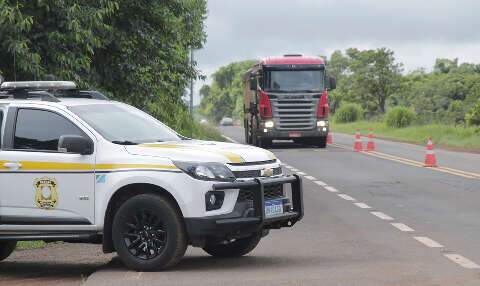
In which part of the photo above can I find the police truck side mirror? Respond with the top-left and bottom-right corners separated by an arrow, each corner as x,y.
58,135 -> 93,155
327,76 -> 336,90
249,77 -> 257,91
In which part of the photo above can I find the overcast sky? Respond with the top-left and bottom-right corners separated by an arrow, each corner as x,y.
193,0 -> 480,104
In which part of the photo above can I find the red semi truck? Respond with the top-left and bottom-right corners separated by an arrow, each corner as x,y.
243,54 -> 336,148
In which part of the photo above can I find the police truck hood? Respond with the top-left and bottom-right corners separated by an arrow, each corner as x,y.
125,140 -> 276,164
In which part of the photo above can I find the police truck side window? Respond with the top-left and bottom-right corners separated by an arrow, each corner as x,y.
14,109 -> 85,151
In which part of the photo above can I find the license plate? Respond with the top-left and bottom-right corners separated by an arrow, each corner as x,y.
289,132 -> 302,138
265,199 -> 284,217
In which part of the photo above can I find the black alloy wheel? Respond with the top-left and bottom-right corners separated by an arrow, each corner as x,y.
112,194 -> 187,271
123,209 -> 167,260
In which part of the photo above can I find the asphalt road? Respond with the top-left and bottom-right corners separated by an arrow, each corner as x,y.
83,126 -> 480,286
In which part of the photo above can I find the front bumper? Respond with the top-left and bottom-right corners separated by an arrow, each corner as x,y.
257,127 -> 329,139
185,175 -> 304,246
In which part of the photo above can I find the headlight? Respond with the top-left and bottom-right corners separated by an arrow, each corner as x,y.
264,120 -> 274,128
173,161 -> 235,182
317,120 -> 327,127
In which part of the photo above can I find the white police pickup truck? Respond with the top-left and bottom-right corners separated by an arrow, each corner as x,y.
0,81 -> 303,271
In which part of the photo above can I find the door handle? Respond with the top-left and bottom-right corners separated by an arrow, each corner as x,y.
3,162 -> 22,170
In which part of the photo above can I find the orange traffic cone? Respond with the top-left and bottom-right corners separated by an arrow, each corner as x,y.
354,130 -> 363,152
366,129 -> 375,152
424,137 -> 437,167
327,133 -> 333,144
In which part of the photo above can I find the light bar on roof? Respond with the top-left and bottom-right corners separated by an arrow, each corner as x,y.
0,81 -> 77,90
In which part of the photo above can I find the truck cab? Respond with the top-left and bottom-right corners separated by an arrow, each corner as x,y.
244,54 -> 336,148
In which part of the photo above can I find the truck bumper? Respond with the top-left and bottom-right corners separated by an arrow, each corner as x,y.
184,175 -> 304,247
257,127 -> 329,139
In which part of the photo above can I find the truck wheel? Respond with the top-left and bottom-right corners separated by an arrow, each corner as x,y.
317,136 -> 327,148
245,121 -> 252,144
112,194 -> 187,271
203,232 -> 262,258
0,241 -> 16,262
260,138 -> 272,148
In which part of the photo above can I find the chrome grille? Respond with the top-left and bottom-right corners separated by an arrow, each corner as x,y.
270,94 -> 318,130
233,167 -> 282,179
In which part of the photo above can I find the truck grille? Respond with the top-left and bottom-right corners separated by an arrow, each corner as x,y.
233,167 -> 282,179
237,184 -> 284,202
270,95 -> 318,130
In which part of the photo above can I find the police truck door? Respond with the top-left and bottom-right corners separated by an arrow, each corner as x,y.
0,105 -> 95,225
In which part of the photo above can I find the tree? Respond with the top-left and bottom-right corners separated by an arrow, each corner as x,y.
434,58 -> 458,74
345,48 -> 402,114
0,0 -> 208,137
200,60 -> 255,122
0,0 -> 118,84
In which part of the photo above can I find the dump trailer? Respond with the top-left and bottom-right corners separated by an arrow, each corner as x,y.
244,54 -> 336,148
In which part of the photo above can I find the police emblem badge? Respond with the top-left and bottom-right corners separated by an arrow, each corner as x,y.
34,177 -> 59,210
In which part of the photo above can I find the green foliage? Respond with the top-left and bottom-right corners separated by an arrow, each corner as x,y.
385,106 -> 416,128
0,0 -> 212,139
466,101 -> 480,126
334,103 -> 363,123
328,48 -> 402,115
199,60 -> 255,122
447,100 -> 466,126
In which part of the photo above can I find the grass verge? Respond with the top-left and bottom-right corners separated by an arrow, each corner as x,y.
331,121 -> 480,151
17,241 -> 47,250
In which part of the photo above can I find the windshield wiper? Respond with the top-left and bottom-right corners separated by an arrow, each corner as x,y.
111,140 -> 138,145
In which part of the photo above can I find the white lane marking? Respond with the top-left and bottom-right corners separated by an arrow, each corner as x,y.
354,202 -> 371,209
391,223 -> 415,232
313,180 -> 328,187
337,194 -> 356,201
304,175 -> 316,180
290,168 -> 300,172
221,135 -> 239,144
444,254 -> 480,269
296,171 -> 307,175
371,211 -> 394,220
414,236 -> 443,248
324,186 -> 339,193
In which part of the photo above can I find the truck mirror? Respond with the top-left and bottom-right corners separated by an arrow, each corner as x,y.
328,76 -> 336,90
249,78 -> 257,91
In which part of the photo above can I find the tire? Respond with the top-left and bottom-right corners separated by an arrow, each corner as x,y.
259,138 -> 272,148
245,120 -> 252,145
316,136 -> 327,148
203,232 -> 262,258
0,241 -> 16,262
112,194 -> 187,271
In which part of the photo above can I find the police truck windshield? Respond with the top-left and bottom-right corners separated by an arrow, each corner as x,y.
265,69 -> 324,92
70,103 -> 181,144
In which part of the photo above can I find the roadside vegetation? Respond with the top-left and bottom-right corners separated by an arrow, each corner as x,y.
0,0 -> 223,140
332,121 -> 480,150
16,241 -> 47,250
199,60 -> 255,123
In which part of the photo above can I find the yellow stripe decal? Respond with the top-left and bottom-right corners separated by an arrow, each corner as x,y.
0,161 -> 177,171
139,143 -> 245,163
96,163 -> 177,170
21,161 -> 93,171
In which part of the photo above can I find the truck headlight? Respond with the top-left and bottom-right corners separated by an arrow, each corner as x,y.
174,161 -> 235,182
264,120 -> 274,128
317,120 -> 328,127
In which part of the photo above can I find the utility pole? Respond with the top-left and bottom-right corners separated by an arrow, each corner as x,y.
189,48 -> 194,114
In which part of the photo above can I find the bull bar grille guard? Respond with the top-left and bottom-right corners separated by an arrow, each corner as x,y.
212,175 -> 304,228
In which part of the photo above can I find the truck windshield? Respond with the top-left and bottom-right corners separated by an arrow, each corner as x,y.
69,103 -> 181,144
265,69 -> 324,92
